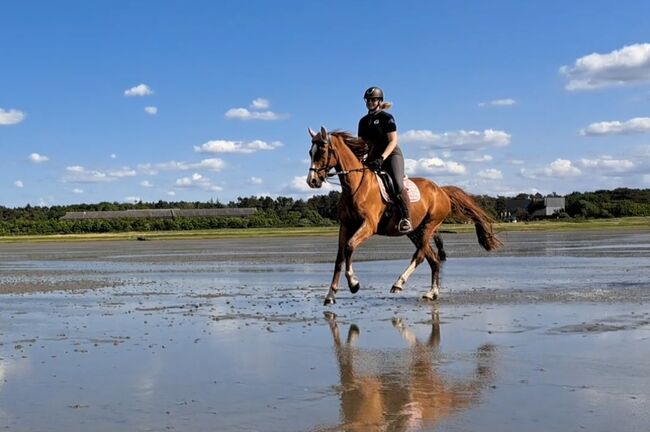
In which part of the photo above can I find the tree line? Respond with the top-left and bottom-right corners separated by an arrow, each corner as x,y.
1,188 -> 649,235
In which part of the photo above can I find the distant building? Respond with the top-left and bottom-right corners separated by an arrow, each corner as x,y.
60,208 -> 257,220
531,197 -> 565,217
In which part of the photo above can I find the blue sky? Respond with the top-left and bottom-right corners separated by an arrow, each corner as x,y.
2,1 -> 650,207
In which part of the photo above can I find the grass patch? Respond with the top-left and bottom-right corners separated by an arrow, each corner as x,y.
0,217 -> 647,243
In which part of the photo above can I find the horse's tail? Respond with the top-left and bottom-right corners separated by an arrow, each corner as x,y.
442,186 -> 502,251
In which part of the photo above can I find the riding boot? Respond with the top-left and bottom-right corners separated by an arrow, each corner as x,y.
396,188 -> 412,233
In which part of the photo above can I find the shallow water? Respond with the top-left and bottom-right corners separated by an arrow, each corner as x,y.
1,229 -> 649,431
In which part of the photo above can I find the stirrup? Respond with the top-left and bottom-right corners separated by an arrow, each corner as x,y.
398,218 -> 412,233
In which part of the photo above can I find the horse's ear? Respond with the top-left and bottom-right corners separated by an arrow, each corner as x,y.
308,127 -> 317,138
320,126 -> 328,141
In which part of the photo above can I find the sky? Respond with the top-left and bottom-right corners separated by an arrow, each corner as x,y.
2,1 -> 650,207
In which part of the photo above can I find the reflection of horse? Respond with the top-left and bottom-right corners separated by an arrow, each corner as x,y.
323,311 -> 495,432
307,127 -> 502,305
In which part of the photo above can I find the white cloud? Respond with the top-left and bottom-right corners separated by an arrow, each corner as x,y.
14,180 -> 23,188
400,129 -> 511,150
124,196 -> 141,204
286,175 -> 335,195
578,156 -> 635,173
250,98 -> 270,109
144,106 -> 158,115
478,98 -> 517,107
63,165 -> 135,183
521,158 -> 582,179
28,153 -> 49,163
250,177 -> 263,185
580,117 -> 650,135
225,108 -> 288,121
110,153 -> 117,159
643,174 -> 650,184
194,139 -> 282,154
0,108 -> 25,125
124,83 -> 154,97
140,180 -> 154,188
146,158 -> 226,172
175,173 -> 222,191
404,157 -> 467,176
560,43 -> 650,91
167,191 -> 176,197
477,168 -> 503,180
72,188 -> 84,194
464,154 -> 493,162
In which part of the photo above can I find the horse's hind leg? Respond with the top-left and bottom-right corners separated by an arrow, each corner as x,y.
421,244 -> 442,301
433,233 -> 446,261
391,229 -> 427,293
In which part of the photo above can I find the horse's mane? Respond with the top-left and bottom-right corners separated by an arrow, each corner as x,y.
330,131 -> 368,160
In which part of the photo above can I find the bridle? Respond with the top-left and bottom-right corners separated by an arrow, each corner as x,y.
309,135 -> 369,195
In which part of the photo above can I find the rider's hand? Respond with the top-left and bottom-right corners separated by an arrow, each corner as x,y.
366,157 -> 384,171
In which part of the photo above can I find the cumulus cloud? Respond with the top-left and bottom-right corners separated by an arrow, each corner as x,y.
144,106 -> 158,115
140,180 -> 154,188
560,43 -> 650,91
580,117 -> 650,135
578,156 -> 635,174
28,153 -> 49,163
124,196 -> 141,204
478,98 -> 517,107
0,108 -> 25,125
124,83 -> 154,96
63,165 -> 136,183
194,139 -> 282,154
400,129 -> 511,150
175,173 -> 222,191
250,177 -> 263,184
145,158 -> 225,173
477,168 -> 503,180
225,99 -> 288,121
286,175 -> 335,195
250,98 -> 270,109
404,157 -> 467,176
464,154 -> 493,162
72,188 -> 84,194
14,180 -> 23,188
520,159 -> 582,179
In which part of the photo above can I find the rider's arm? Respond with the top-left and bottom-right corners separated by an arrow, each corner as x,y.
381,131 -> 398,159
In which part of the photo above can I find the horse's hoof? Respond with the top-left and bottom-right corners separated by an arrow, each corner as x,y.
324,297 -> 336,306
421,293 -> 438,301
390,286 -> 402,294
350,282 -> 360,294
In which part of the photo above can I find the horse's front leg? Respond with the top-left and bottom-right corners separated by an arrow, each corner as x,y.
343,220 -> 376,295
324,227 -> 349,305
391,228 -> 427,293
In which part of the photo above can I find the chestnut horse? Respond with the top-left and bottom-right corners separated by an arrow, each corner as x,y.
307,126 -> 502,305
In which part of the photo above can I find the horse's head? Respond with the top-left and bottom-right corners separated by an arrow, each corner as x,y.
306,126 -> 335,188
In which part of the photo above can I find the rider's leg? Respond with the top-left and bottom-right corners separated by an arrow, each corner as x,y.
386,154 -> 412,233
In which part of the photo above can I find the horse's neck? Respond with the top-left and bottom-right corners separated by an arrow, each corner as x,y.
333,141 -> 370,194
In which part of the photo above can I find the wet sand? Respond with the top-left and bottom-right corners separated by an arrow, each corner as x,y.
1,229 -> 649,431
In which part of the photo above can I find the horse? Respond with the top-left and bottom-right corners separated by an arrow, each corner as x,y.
306,126 -> 502,305
323,311 -> 495,431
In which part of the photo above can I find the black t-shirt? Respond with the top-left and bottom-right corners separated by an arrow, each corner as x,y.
358,110 -> 401,160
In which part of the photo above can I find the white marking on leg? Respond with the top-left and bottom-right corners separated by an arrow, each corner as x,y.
345,270 -> 359,289
394,260 -> 417,289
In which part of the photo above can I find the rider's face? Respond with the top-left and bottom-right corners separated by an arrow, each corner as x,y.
365,97 -> 380,111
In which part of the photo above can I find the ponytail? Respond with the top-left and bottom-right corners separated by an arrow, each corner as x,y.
380,101 -> 393,110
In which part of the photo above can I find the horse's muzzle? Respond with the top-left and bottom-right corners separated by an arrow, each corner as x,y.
307,172 -> 323,188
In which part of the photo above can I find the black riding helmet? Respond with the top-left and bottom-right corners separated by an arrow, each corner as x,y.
364,87 -> 384,101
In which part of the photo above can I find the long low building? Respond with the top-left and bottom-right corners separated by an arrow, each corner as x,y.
60,208 -> 257,220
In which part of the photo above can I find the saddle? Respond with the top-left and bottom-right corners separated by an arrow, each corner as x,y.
375,172 -> 421,203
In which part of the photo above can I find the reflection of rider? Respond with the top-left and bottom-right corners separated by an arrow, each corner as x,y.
358,86 -> 412,233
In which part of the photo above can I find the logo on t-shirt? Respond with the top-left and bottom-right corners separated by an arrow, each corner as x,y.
373,119 -> 380,125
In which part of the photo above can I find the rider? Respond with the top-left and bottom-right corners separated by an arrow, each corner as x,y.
358,86 -> 412,233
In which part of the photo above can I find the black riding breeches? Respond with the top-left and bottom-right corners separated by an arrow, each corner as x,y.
384,153 -> 405,194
